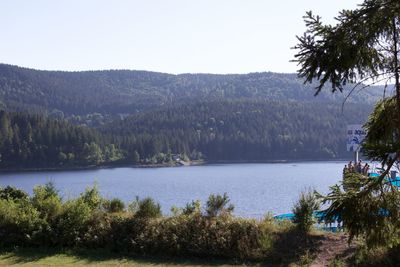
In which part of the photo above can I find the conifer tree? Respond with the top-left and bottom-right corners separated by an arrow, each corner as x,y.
294,0 -> 400,247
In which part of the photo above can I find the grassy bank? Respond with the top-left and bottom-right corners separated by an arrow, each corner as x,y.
0,248 -> 262,267
0,244 -> 330,267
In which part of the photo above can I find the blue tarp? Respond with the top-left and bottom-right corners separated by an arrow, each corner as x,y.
274,210 -> 327,221
274,172 -> 400,222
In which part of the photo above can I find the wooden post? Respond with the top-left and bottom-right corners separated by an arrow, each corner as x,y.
354,150 -> 359,164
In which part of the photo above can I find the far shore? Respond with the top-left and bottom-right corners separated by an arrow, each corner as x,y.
0,158 -> 354,174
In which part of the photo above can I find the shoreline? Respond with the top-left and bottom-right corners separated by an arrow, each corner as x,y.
0,158 -> 352,173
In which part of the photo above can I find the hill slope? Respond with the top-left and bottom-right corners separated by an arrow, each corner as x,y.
0,64 -> 382,117
103,99 -> 372,161
0,111 -> 122,169
0,64 -> 382,163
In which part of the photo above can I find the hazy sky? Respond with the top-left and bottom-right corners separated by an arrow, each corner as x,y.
1,0 -> 361,74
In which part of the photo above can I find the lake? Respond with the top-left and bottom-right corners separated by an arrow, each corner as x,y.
0,162 -> 346,218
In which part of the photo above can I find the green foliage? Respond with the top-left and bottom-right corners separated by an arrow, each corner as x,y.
0,63 -> 382,168
170,200 -> 202,216
182,200 -> 201,215
54,198 -> 92,246
170,205 -> 182,216
104,99 -> 372,162
134,197 -> 162,218
322,98 -> 400,248
328,257 -> 346,267
0,199 -> 43,245
0,185 -> 28,201
292,190 -> 320,234
105,198 -> 125,213
58,151 -> 67,162
0,183 -> 325,263
206,193 -> 234,217
352,244 -> 400,267
0,102 -> 371,168
127,196 -> 140,214
294,0 -> 400,251
32,183 -> 62,220
294,0 -> 400,95
323,171 -> 400,248
111,214 -> 266,260
39,182 -> 59,199
83,142 -> 104,165
103,144 -> 123,162
80,184 -> 103,210
363,97 -> 400,164
0,63 -> 380,118
0,111 -> 122,169
132,150 -> 140,163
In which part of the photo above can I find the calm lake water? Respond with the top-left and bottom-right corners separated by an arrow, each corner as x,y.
0,162 -> 346,218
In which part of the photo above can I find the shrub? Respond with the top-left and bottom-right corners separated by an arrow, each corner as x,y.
32,183 -> 62,220
135,197 -> 162,218
206,193 -> 234,217
54,198 -> 92,246
0,198 -> 43,246
170,205 -> 182,216
80,211 -> 112,248
108,213 -> 266,260
128,196 -> 140,214
292,190 -> 320,234
0,184 -> 309,262
105,198 -> 125,213
182,200 -> 201,215
80,184 -> 103,210
41,182 -> 59,198
0,186 -> 28,201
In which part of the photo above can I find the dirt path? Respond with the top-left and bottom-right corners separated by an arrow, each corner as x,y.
310,233 -> 356,267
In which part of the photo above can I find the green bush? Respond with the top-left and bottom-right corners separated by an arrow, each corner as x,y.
0,198 -> 43,246
182,200 -> 201,215
206,193 -> 234,217
109,213 -> 267,260
105,198 -> 125,213
135,197 -> 162,218
292,190 -> 320,234
0,183 -> 310,262
54,198 -> 93,246
0,186 -> 28,201
80,184 -> 103,210
80,211 -> 112,248
32,183 -> 62,220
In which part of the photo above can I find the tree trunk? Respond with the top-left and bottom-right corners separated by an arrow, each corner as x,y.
392,17 -> 400,163
393,17 -> 400,111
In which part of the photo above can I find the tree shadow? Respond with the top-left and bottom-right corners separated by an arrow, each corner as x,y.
265,228 -> 326,266
0,230 -> 335,267
0,247 -> 61,264
0,247 -> 280,266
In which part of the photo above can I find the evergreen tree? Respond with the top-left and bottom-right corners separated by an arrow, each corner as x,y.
83,142 -> 104,165
132,150 -> 140,163
294,0 -> 400,247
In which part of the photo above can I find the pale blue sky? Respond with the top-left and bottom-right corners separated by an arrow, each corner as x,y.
1,0 -> 361,74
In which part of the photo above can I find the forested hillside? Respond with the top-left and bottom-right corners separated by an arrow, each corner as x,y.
0,64 -> 381,167
104,100 -> 372,161
0,111 -> 122,169
0,64 -> 381,119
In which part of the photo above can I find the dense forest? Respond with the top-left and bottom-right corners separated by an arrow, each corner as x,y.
0,111 -> 123,169
104,100 -> 372,161
0,64 -> 382,118
0,64 -> 381,168
0,99 -> 372,169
